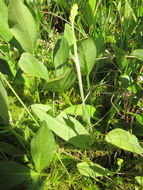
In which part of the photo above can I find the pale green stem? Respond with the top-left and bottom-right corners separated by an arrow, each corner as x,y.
86,74 -> 90,90
71,19 -> 85,106
70,7 -> 91,125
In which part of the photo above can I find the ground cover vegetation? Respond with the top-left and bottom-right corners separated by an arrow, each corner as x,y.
1,0 -> 143,189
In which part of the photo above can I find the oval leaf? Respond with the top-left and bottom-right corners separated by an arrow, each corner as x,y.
31,121 -> 56,172
31,105 -> 93,149
19,53 -> 49,80
0,0 -> 13,42
105,128 -> 143,154
8,0 -> 37,53
77,161 -> 112,178
78,38 -> 96,75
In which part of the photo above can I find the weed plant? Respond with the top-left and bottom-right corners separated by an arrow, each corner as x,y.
1,0 -> 143,189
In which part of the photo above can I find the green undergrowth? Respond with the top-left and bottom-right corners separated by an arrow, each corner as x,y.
1,0 -> 143,189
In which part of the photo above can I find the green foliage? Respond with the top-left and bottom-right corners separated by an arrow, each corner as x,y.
19,53 -> 49,80
64,24 -> 73,47
0,161 -> 33,190
83,0 -> 96,26
0,0 -> 12,42
1,0 -> 143,189
31,104 -> 93,149
0,142 -> 22,156
106,128 -> 143,154
77,161 -> 113,178
0,79 -> 9,123
77,38 -> 97,75
63,104 -> 97,118
8,0 -> 37,53
31,121 -> 56,172
25,177 -> 46,190
135,176 -> 143,187
132,49 -> 143,61
44,67 -> 76,92
53,36 -> 70,76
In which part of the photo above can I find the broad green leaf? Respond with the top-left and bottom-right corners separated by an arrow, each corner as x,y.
8,0 -> 37,53
78,38 -> 96,75
135,176 -> 143,186
31,105 -> 93,149
18,53 -> 49,80
30,104 -> 52,114
44,67 -> 76,92
77,161 -> 112,178
0,79 -> 9,123
0,161 -> 34,190
53,36 -> 70,76
31,122 -> 56,172
55,113 -> 93,149
0,142 -> 22,156
63,104 -> 96,119
0,0 -> 13,42
132,49 -> 143,61
25,177 -> 46,190
105,128 -> 143,154
64,24 -> 73,47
